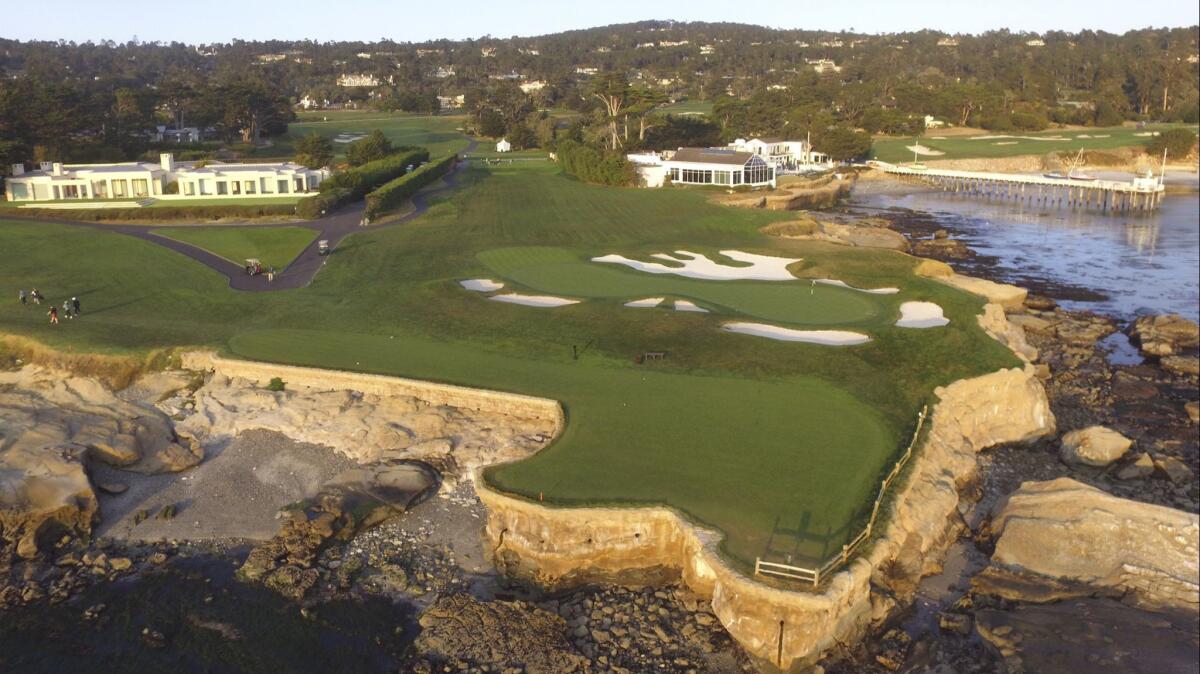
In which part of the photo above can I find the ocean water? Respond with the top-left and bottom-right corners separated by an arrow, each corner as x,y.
850,173 -> 1200,322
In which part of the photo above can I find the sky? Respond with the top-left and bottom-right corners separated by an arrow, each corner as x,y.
3,0 -> 1197,44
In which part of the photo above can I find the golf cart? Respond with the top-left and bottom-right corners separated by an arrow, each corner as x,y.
244,258 -> 263,276
317,239 -> 331,256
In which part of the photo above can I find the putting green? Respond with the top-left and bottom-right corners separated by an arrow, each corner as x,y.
478,246 -> 887,326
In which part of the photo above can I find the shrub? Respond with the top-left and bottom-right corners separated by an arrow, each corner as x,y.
321,148 -> 429,199
363,154 -> 456,219
554,140 -> 633,186
164,180 -> 179,195
1146,128 -> 1198,160
345,130 -> 394,167
1011,111 -> 1049,131
267,377 -> 286,392
15,203 -> 297,222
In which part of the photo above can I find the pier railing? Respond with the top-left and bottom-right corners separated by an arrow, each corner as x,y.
754,405 -> 928,587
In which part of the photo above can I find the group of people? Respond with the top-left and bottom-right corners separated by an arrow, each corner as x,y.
18,288 -> 81,325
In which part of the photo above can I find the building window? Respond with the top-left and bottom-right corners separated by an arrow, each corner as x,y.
112,180 -> 127,197
294,178 -> 305,192
216,181 -> 228,195
183,181 -> 195,196
244,180 -> 256,194
277,179 -> 289,193
231,181 -> 241,195
9,183 -> 29,199
714,171 -> 731,186
62,185 -> 80,198
92,181 -> 108,198
132,179 -> 148,197
679,168 -> 713,184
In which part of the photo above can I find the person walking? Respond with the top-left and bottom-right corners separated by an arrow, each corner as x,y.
72,297 -> 80,315
18,289 -> 26,305
267,267 -> 275,283
63,300 -> 73,319
47,306 -> 58,325
31,288 -> 42,305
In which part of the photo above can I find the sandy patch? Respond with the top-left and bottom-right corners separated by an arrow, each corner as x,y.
460,278 -> 504,292
624,297 -> 665,308
906,144 -> 945,156
1133,132 -> 1159,137
333,133 -> 367,144
970,135 -> 1068,141
674,300 -> 709,313
993,141 -> 1019,146
490,293 -> 580,307
895,301 -> 949,328
814,279 -> 900,295
722,322 -> 870,345
593,249 -> 801,281
1093,134 -> 1110,138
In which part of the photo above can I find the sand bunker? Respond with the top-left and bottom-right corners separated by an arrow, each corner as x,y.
624,297 -> 665,308
489,293 -> 579,307
970,135 -> 1068,142
993,141 -> 1019,146
333,133 -> 367,144
1133,132 -> 1159,137
814,279 -> 900,295
906,144 -> 945,156
593,250 -> 801,281
460,279 -> 504,292
674,300 -> 709,313
722,322 -> 870,345
895,301 -> 949,328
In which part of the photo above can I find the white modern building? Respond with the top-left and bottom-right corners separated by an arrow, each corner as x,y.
726,138 -> 831,172
5,153 -> 328,203
628,148 -> 777,189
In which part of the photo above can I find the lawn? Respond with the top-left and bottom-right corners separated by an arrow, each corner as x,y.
0,160 -> 1018,570
657,100 -> 714,116
262,111 -> 470,160
870,123 -> 1198,163
151,226 -> 317,270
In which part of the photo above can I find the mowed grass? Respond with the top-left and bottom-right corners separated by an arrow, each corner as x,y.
657,100 -> 714,116
263,111 -> 470,160
151,226 -> 317,270
870,123 -> 1198,163
0,160 -> 1019,570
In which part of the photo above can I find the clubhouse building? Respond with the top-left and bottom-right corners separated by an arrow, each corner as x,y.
725,137 -> 832,172
628,147 -> 777,189
5,153 -> 329,203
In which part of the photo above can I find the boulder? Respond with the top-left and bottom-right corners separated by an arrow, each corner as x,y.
911,237 -> 971,260
0,444 -> 97,559
1022,294 -> 1057,311
817,221 -> 910,251
987,477 -> 1199,609
976,303 -> 1038,362
1186,401 -> 1199,424
1161,355 -> 1199,377
938,274 -> 1027,311
913,259 -> 954,278
1129,314 -> 1200,357
1059,426 -> 1132,467
1114,452 -> 1155,481
1155,456 -> 1193,485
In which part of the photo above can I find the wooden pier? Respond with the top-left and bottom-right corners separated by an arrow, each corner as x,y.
872,162 -> 1166,211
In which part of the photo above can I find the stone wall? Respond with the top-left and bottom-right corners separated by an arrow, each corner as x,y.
477,359 -> 1055,670
180,351 -> 564,435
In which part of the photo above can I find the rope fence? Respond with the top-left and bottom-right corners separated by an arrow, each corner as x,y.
754,404 -> 929,587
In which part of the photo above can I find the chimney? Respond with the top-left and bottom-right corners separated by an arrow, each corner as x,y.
39,161 -> 52,172
10,163 -> 23,176
51,163 -> 63,176
160,152 -> 175,172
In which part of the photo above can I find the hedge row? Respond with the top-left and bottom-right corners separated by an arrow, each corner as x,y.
13,203 -> 298,222
554,140 -> 634,186
363,154 -> 457,220
296,188 -> 351,219
320,148 -> 430,199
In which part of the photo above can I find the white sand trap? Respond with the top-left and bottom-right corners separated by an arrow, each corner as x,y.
814,279 -> 900,295
895,301 -> 949,328
1133,132 -> 1159,137
1093,134 -> 1110,138
930,136 -> 947,140
460,278 -> 504,292
970,134 -> 1068,142
674,300 -> 709,313
1076,134 -> 1092,139
593,249 -> 801,281
722,322 -> 870,345
906,144 -> 945,156
993,141 -> 1019,146
489,293 -> 579,307
624,297 -> 665,308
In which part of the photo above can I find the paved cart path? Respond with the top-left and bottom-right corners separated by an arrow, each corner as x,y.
6,142 -> 476,292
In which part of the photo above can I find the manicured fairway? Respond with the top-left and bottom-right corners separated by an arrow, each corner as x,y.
870,124 -> 1197,163
264,111 -> 470,160
0,158 -> 1020,570
478,246 -> 887,326
151,226 -> 317,270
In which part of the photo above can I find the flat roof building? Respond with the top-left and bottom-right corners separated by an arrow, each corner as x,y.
664,148 -> 776,188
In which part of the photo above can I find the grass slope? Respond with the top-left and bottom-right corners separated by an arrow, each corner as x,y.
0,160 -> 1019,569
264,111 -> 470,160
152,226 -> 317,270
871,124 -> 1197,163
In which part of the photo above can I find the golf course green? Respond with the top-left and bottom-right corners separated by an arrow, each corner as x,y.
0,147 -> 1020,570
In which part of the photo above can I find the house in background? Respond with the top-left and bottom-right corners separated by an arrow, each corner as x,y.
495,139 -> 512,153
152,126 -> 204,143
725,138 -> 831,172
5,153 -> 328,203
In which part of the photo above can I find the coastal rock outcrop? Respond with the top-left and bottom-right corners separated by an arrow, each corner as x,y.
172,372 -> 554,482
1129,314 -> 1200,357
983,477 -> 1200,610
1059,426 -> 1133,467
937,275 -> 1027,311
0,444 -> 96,559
